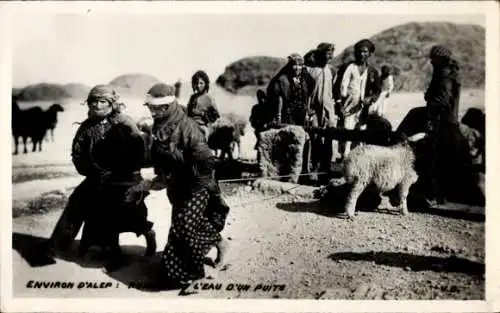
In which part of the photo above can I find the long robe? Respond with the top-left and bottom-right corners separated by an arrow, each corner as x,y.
49,112 -> 153,254
150,102 -> 230,282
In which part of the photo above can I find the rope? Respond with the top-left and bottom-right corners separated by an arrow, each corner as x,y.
216,171 -> 330,184
228,184 -> 304,208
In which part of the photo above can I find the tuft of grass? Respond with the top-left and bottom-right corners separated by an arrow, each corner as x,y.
12,165 -> 79,184
13,190 -> 68,218
12,171 -> 77,184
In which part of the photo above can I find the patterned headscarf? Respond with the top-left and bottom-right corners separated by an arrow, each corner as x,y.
430,45 -> 452,59
86,84 -> 119,104
354,39 -> 375,54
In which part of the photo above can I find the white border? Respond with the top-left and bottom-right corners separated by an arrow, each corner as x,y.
1,1 -> 499,312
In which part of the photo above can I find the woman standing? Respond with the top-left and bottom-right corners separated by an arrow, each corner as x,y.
43,85 -> 156,272
266,53 -> 314,127
186,70 -> 221,141
424,45 -> 461,206
126,83 -> 230,287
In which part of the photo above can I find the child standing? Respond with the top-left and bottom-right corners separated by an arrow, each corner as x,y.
186,70 -> 221,141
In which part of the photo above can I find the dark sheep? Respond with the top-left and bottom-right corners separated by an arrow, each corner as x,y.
44,103 -> 65,142
207,112 -> 247,160
12,96 -> 49,154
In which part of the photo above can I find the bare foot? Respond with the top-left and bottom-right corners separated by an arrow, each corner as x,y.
214,238 -> 229,268
144,230 -> 157,257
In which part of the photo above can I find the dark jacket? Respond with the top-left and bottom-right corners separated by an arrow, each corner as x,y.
67,111 -> 151,252
151,101 -> 217,203
424,63 -> 461,124
71,112 -> 145,182
187,93 -> 220,126
266,66 -> 315,125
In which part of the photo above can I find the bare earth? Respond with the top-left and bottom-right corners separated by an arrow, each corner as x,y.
12,175 -> 484,300
12,89 -> 485,300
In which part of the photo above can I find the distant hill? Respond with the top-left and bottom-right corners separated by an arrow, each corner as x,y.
13,83 -> 91,102
61,83 -> 90,100
216,22 -> 484,94
216,56 -> 287,96
332,22 -> 485,92
109,73 -> 160,97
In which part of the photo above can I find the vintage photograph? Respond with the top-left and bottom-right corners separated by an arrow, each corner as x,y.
4,1 -> 493,308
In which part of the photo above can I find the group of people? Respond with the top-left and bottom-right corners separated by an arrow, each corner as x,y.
42,70 -> 230,288
251,39 -> 396,179
38,38 -> 461,288
251,39 -> 461,205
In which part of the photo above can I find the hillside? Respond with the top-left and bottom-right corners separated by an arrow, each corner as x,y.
332,22 -> 485,92
109,73 -> 160,97
216,22 -> 484,94
216,56 -> 287,96
13,83 -> 91,102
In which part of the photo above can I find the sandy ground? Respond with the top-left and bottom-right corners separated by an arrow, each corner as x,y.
12,176 -> 485,299
11,89 -> 485,299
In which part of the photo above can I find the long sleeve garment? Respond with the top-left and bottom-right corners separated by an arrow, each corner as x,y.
71,112 -> 145,180
150,102 -> 217,204
425,67 -> 461,124
186,93 -> 220,127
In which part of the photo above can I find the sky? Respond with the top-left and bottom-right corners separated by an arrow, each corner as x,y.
11,11 -> 485,88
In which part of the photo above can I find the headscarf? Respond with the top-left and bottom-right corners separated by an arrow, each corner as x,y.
86,84 -> 119,104
430,45 -> 452,59
145,83 -> 176,106
354,39 -> 375,54
288,53 -> 304,65
316,42 -> 334,53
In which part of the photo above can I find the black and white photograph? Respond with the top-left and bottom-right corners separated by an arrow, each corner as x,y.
2,1 -> 499,311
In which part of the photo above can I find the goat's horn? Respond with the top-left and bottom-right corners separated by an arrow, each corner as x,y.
407,132 -> 427,142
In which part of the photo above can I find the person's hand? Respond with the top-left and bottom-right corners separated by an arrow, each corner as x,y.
326,114 -> 338,128
275,115 -> 282,124
125,181 -> 149,205
94,170 -> 112,186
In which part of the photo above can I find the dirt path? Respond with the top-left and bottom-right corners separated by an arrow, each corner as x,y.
12,176 -> 484,299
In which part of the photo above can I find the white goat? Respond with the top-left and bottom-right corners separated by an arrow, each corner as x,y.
341,133 -> 425,218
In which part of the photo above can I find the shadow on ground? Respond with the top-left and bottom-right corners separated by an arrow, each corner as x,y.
276,183 -> 484,222
12,232 -> 184,292
328,251 -> 484,277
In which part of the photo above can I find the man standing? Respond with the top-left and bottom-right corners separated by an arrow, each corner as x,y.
334,39 -> 381,161
306,42 -> 337,183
